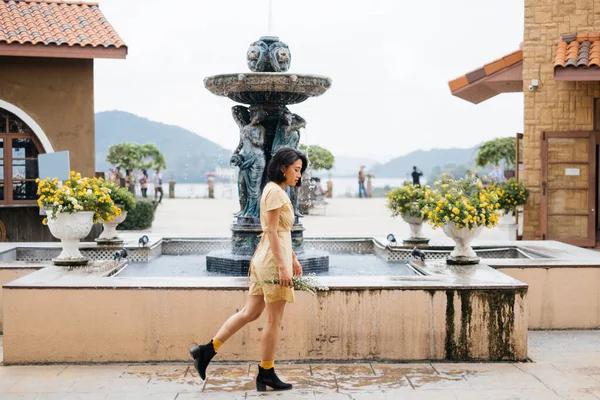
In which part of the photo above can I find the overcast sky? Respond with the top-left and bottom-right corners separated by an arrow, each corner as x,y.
94,0 -> 524,162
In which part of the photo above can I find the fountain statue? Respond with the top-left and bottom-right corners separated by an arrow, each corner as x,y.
273,108 -> 305,217
230,106 -> 267,220
204,36 -> 332,275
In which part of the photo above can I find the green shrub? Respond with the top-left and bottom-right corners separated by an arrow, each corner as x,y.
107,184 -> 136,212
117,200 -> 156,230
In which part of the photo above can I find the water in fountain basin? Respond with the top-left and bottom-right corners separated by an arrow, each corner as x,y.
116,253 -> 418,278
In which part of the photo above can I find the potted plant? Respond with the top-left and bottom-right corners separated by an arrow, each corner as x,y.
421,177 -> 500,265
37,171 -> 122,266
386,182 -> 430,245
96,182 -> 136,245
494,178 -> 530,225
476,137 -> 516,179
496,179 -> 529,214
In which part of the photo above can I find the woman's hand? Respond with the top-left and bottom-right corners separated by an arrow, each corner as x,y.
278,267 -> 293,288
292,258 -> 303,277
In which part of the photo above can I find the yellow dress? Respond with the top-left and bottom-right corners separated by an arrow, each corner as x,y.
248,181 -> 295,303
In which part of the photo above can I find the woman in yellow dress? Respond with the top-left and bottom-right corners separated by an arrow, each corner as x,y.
190,147 -> 307,392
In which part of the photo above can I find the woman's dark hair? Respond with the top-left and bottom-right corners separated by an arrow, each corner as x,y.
267,147 -> 308,185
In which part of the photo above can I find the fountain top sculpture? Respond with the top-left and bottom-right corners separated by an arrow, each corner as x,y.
204,36 -> 332,105
247,36 -> 291,72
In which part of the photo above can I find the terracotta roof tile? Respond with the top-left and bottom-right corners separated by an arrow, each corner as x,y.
555,32 -> 600,70
0,0 -> 126,49
448,49 -> 522,93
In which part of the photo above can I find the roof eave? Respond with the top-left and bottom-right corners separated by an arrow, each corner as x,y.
554,67 -> 600,81
451,61 -> 523,104
448,49 -> 523,104
0,43 -> 127,60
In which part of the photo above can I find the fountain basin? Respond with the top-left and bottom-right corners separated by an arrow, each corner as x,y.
2,261 -> 527,364
3,237 -> 600,364
203,73 -> 332,105
119,253 -> 419,277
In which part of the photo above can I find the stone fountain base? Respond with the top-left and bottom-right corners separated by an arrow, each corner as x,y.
206,249 -> 329,276
206,220 -> 329,276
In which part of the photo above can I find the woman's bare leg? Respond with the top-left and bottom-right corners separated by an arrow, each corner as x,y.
214,295 -> 265,343
261,300 -> 287,362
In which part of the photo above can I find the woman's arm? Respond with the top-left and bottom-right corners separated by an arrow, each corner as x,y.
266,207 -> 292,287
292,251 -> 303,277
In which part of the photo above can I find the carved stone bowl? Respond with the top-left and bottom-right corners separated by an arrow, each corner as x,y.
204,73 -> 332,105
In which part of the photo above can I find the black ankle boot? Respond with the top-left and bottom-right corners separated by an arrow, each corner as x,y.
256,365 -> 293,391
189,340 -> 216,380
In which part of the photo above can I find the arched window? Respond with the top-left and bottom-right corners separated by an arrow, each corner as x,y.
0,108 -> 44,205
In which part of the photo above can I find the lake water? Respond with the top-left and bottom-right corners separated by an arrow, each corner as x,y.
117,254 -> 419,277
140,177 -> 412,199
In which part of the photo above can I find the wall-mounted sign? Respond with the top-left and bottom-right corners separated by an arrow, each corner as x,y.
39,151 -> 70,181
565,168 -> 580,176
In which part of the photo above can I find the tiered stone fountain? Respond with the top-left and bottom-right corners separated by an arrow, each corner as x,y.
204,36 -> 332,275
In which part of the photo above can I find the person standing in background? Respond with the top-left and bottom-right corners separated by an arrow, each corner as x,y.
490,165 -> 504,184
358,165 -> 367,198
411,166 -> 423,187
139,169 -> 149,198
153,168 -> 163,204
115,168 -> 124,188
126,169 -> 136,196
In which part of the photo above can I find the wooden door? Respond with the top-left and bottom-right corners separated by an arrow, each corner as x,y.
516,133 -> 523,181
541,131 -> 596,247
515,133 -> 523,240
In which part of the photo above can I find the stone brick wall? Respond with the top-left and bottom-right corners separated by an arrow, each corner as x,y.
523,0 -> 600,239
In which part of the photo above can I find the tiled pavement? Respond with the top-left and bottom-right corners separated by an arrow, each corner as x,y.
0,331 -> 598,399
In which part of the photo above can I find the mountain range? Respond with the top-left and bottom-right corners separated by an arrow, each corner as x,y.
95,111 -> 231,182
95,111 -> 480,182
370,147 -> 479,179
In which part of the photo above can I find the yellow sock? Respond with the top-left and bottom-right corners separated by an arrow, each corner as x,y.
212,338 -> 223,352
260,360 -> 274,370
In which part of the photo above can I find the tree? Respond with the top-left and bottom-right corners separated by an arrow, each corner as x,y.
298,144 -> 335,171
106,143 -> 141,171
139,143 -> 167,170
106,142 -> 167,171
476,137 -> 516,169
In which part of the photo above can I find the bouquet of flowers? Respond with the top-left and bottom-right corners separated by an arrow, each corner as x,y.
386,182 -> 430,219
37,171 -> 122,225
421,176 -> 500,230
494,179 -> 529,213
253,273 -> 329,295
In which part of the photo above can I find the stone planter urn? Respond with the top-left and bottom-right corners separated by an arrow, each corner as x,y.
497,210 -> 518,241
442,222 -> 484,265
401,214 -> 430,245
96,205 -> 128,246
46,210 -> 95,266
498,210 -> 515,225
